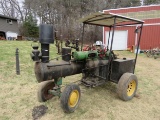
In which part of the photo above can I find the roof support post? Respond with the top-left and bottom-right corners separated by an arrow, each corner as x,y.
108,17 -> 117,80
81,23 -> 85,51
107,26 -> 111,50
109,17 -> 116,56
133,23 -> 143,74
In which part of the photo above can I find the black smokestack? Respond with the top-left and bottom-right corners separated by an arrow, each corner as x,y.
39,24 -> 54,62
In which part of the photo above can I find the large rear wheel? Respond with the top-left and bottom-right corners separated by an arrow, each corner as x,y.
60,84 -> 81,113
117,73 -> 138,101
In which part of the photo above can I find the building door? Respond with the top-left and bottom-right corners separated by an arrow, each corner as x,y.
105,30 -> 128,50
0,31 -> 6,39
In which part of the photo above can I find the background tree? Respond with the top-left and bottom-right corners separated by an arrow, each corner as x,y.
23,13 -> 39,37
1,0 -> 159,41
0,0 -> 26,22
144,0 -> 160,5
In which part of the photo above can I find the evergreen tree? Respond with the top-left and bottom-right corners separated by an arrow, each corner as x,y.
23,13 -> 39,38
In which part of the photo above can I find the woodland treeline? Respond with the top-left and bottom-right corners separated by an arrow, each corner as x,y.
0,0 -> 160,42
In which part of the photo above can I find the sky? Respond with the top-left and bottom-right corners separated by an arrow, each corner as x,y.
17,0 -> 24,7
18,0 -> 24,2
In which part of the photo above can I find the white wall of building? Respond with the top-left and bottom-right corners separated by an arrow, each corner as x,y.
6,31 -> 18,40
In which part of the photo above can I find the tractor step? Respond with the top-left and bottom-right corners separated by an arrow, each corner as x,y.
81,79 -> 106,87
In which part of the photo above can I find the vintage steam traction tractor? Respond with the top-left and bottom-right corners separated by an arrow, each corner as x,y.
31,12 -> 144,113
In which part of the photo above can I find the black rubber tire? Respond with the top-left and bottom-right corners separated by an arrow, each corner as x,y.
117,73 -> 138,101
60,84 -> 81,113
37,80 -> 55,102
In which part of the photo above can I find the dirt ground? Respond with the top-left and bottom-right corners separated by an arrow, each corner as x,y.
0,41 -> 160,120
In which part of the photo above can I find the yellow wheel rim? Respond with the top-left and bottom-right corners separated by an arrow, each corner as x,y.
68,90 -> 79,107
127,80 -> 136,96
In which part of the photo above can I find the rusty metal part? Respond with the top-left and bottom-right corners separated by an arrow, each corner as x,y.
38,81 -> 56,102
41,82 -> 55,100
81,77 -> 106,87
85,59 -> 108,69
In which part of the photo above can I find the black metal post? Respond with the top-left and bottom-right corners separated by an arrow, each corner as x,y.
15,48 -> 20,75
81,24 -> 85,51
133,23 -> 143,74
41,44 -> 49,62
108,17 -> 117,80
109,17 -> 116,58
60,35 -> 63,54
107,27 -> 111,50
39,24 -> 54,62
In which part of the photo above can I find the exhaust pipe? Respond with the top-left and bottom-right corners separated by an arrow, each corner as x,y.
31,24 -> 54,63
39,24 -> 54,63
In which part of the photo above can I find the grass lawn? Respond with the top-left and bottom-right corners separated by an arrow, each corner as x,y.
0,41 -> 160,120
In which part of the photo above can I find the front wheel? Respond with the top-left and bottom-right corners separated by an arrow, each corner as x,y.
117,73 -> 138,101
60,84 -> 81,113
37,80 -> 55,102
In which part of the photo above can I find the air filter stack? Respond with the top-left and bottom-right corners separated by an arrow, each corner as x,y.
39,24 -> 54,63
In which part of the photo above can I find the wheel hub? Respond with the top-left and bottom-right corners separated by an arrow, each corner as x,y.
69,90 -> 79,107
127,80 -> 136,96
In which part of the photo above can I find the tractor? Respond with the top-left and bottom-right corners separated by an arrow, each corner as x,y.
31,12 -> 144,113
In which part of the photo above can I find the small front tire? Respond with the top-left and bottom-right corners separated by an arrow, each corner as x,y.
60,84 -> 81,113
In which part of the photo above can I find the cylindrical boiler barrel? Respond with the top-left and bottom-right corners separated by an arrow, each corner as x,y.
34,60 -> 85,82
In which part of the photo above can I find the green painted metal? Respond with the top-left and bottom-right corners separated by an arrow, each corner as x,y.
88,51 -> 98,58
73,51 -> 88,60
48,89 -> 61,97
57,77 -> 62,85
47,77 -> 62,97
57,78 -> 62,97
106,51 -> 110,57
73,51 -> 98,60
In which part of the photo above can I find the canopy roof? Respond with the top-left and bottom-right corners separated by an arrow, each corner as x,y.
79,12 -> 144,27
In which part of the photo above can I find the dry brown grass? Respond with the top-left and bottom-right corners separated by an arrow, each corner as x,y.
0,41 -> 160,120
